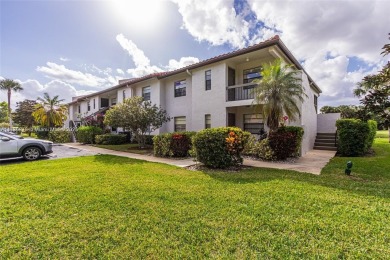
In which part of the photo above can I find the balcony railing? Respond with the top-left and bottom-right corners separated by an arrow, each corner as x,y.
226,83 -> 257,101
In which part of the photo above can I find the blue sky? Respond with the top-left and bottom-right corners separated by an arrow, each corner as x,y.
1,0 -> 389,109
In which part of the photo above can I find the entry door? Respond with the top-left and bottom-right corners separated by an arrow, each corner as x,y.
227,113 -> 236,127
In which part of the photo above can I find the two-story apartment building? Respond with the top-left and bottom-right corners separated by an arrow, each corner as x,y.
66,36 -> 321,155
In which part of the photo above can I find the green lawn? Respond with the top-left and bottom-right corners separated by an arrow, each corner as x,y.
94,143 -> 153,155
0,135 -> 389,258
376,129 -> 389,139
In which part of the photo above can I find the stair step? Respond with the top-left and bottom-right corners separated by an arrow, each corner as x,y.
317,133 -> 336,136
315,142 -> 337,147
314,146 -> 338,151
315,138 -> 336,143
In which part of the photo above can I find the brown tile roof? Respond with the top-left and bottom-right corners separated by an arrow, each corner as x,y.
68,35 -> 320,105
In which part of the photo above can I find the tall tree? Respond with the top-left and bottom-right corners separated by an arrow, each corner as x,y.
104,96 -> 170,148
32,93 -> 67,128
13,99 -> 37,135
354,34 -> 390,140
320,105 -> 368,119
0,101 -> 8,123
0,79 -> 23,127
252,59 -> 307,131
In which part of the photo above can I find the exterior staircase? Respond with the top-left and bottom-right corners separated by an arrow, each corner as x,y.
314,133 -> 337,151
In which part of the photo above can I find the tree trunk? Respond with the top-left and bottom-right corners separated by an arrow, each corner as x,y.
7,89 -> 12,128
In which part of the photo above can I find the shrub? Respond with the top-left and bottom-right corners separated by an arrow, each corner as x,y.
0,122 -> 10,129
35,129 -> 49,139
118,131 -> 132,142
336,119 -> 377,156
76,126 -> 103,144
242,135 -> 257,156
153,133 -> 173,157
192,127 -> 250,168
171,133 -> 194,157
48,129 -> 72,143
145,135 -> 154,145
268,126 -> 304,160
153,131 -> 196,157
95,134 -> 127,145
257,139 -> 276,160
277,126 -> 304,156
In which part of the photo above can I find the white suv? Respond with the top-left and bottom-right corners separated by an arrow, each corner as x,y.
0,132 -> 53,161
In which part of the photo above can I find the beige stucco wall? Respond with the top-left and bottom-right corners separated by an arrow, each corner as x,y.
317,113 -> 341,133
293,71 -> 319,156
190,62 -> 227,131
159,72 -> 193,133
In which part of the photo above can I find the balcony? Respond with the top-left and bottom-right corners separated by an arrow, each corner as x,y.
226,82 -> 257,101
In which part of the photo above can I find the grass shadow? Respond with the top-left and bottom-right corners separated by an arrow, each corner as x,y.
92,154 -> 149,165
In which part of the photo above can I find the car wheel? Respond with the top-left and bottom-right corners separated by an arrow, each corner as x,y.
23,147 -> 42,161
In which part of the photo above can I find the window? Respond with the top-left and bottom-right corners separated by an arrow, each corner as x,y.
244,114 -> 264,134
243,67 -> 262,83
174,116 -> 186,132
205,70 -> 211,90
174,80 -> 186,97
205,114 -> 211,129
123,90 -> 126,101
314,95 -> 318,113
111,98 -> 117,106
101,98 -> 109,108
93,99 -> 96,109
142,86 -> 151,101
78,105 -> 81,114
87,101 -> 90,111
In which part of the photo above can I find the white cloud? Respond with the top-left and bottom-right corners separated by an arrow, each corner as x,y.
166,56 -> 200,71
246,0 -> 390,107
171,0 -> 251,48
117,34 -> 199,77
36,62 -> 125,88
0,79 -> 95,109
116,33 -> 151,68
37,62 -> 108,87
248,0 -> 390,63
116,33 -> 164,77
60,57 -> 70,62
116,68 -> 125,75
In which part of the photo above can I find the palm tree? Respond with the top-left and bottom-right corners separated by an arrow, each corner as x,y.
33,93 -> 68,128
253,59 -> 307,131
0,78 -> 23,127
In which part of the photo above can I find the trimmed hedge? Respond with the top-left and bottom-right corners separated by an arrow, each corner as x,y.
95,134 -> 127,145
192,127 -> 250,168
48,129 -> 72,143
153,131 -> 196,157
35,129 -> 49,139
268,126 -> 304,160
336,119 -> 377,156
76,126 -> 103,144
268,131 -> 297,160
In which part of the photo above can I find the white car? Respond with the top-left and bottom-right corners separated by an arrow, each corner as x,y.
0,132 -> 53,161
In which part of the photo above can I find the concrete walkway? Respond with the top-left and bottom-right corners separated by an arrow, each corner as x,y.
62,143 -> 336,175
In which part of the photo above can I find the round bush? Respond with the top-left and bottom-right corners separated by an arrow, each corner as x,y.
192,127 -> 250,168
153,131 -> 196,157
76,126 -> 103,144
